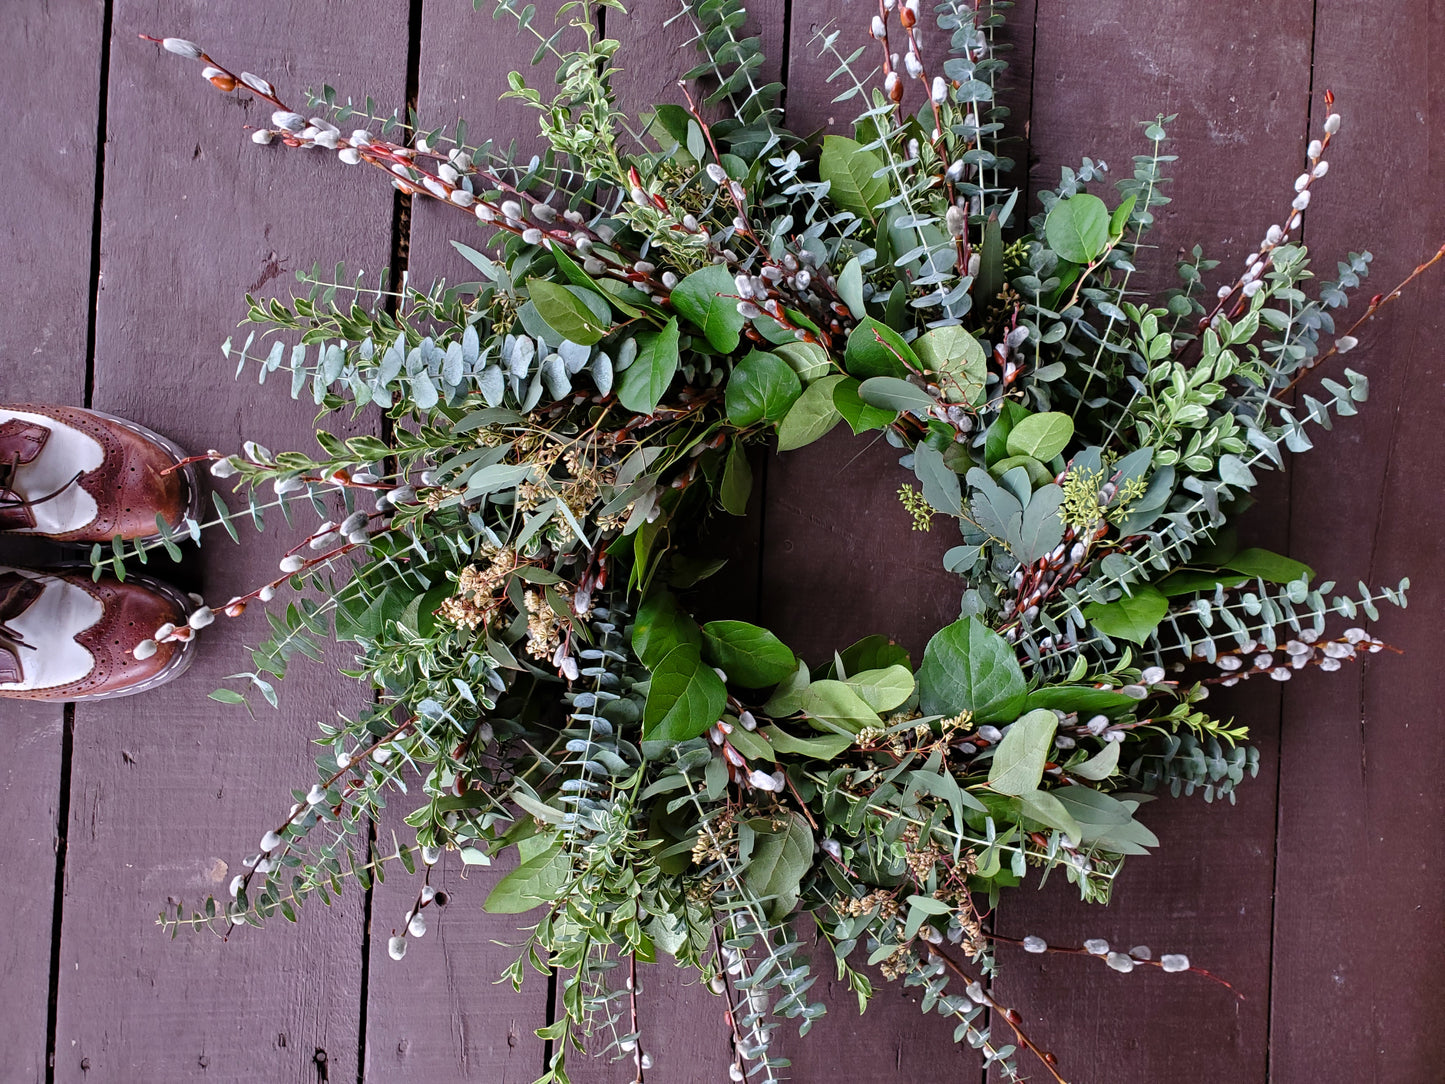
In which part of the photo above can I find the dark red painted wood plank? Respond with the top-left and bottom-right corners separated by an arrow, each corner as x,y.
0,1 -> 105,1079
50,4 -> 407,1080
361,6 -> 553,1078
1271,3 -> 1445,1078
987,4 -> 1316,1081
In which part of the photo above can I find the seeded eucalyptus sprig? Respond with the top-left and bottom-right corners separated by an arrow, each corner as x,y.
136,1 -> 1442,1079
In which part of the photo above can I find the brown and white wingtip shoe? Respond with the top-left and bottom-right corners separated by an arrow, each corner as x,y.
0,567 -> 197,701
0,404 -> 201,544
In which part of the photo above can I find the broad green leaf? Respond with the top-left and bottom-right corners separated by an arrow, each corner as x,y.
725,724 -> 773,762
989,454 -> 1053,489
832,377 -> 897,434
819,135 -> 888,222
988,456 -> 1057,491
670,265 -> 744,352
837,635 -> 911,675
914,325 -> 987,405
1223,548 -> 1314,585
726,349 -> 803,425
1006,412 -> 1074,461
1155,570 -> 1250,597
1018,788 -> 1083,843
720,442 -> 752,516
642,644 -> 728,743
918,617 -> 1027,723
988,709 -> 1058,795
1017,484 -> 1065,563
858,376 -> 935,414
764,726 -> 854,760
801,680 -> 881,733
1109,193 -> 1138,238
984,400 -> 1029,467
837,256 -> 866,318
913,443 -> 962,517
842,664 -> 914,712
772,341 -> 831,384
701,620 -> 797,688
743,812 -> 813,920
1082,584 -> 1170,645
525,278 -> 610,345
616,318 -> 680,414
633,590 -> 703,668
1044,192 -> 1110,264
1070,741 -> 1120,781
484,842 -> 570,914
844,316 -> 917,379
762,660 -> 811,716
776,374 -> 845,451
1024,685 -> 1140,716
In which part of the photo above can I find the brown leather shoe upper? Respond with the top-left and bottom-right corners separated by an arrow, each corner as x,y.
0,404 -> 191,542
0,568 -> 190,701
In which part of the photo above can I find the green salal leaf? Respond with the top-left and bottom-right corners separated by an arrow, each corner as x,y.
914,326 -> 987,406
837,634 -> 911,675
1024,684 -> 1140,716
800,680 -> 881,733
987,708 -> 1058,796
1082,584 -> 1170,646
858,376 -> 935,414
772,340 -> 831,384
1223,548 -> 1314,585
701,620 -> 797,688
483,840 -> 570,914
1070,741 -> 1120,782
918,616 -> 1027,723
720,442 -> 753,516
764,726 -> 854,760
1154,570 -> 1251,597
670,265 -> 745,352
1044,192 -> 1111,264
725,349 -> 803,425
837,256 -> 866,319
642,644 -> 729,743
913,443 -> 962,517
989,454 -> 1053,490
1005,411 -> 1074,461
1018,788 -> 1083,844
632,590 -> 702,668
832,377 -> 897,434
616,318 -> 681,414
743,812 -> 813,921
844,316 -> 917,379
776,374 -> 845,451
841,664 -> 914,712
525,278 -> 611,345
762,660 -> 811,716
818,135 -> 889,223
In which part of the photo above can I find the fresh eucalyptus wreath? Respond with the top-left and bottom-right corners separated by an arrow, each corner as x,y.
138,1 -> 1438,1080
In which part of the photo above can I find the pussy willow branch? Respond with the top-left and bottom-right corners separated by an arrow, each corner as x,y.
928,941 -> 1069,1084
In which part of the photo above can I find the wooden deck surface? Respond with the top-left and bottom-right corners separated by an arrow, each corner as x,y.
1,0 -> 1441,1081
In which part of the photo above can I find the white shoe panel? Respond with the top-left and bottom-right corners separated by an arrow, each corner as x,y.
0,570 -> 101,691
0,409 -> 103,535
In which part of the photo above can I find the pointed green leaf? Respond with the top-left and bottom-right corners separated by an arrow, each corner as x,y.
670,265 -> 744,352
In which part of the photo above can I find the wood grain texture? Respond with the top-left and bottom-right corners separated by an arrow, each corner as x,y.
362,3 -> 552,1077
0,2 -> 105,1080
51,4 -> 406,1080
988,4 -> 1315,1080
1271,3 -> 1445,1078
